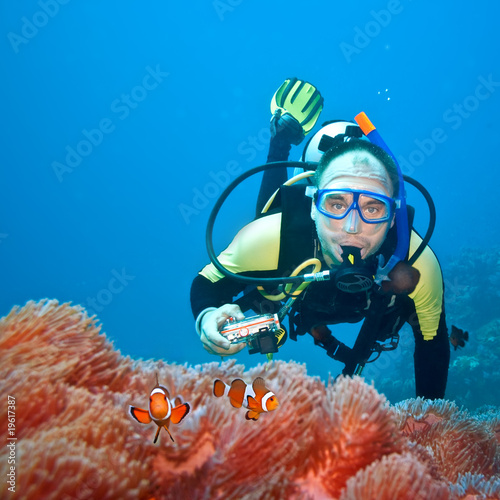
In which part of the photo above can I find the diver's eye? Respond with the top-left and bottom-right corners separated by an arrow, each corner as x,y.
359,196 -> 389,220
363,207 -> 378,218
363,204 -> 383,216
325,199 -> 347,214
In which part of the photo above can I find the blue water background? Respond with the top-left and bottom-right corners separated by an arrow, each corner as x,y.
1,1 -> 499,387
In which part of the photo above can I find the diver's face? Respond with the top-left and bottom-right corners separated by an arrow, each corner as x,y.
311,151 -> 394,266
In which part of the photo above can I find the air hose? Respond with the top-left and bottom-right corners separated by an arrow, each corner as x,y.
205,163 -> 436,287
205,161 -> 327,286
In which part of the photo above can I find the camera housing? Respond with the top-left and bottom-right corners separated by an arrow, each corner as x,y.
221,313 -> 285,355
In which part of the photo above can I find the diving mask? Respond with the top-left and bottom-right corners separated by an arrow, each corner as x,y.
315,189 -> 395,224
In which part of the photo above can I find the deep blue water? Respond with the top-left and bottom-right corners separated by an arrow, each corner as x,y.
1,1 -> 499,383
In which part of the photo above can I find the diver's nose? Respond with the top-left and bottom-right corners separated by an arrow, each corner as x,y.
344,208 -> 361,234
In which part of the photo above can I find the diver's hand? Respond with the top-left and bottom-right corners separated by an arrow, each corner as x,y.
270,110 -> 305,145
270,77 -> 324,145
199,304 -> 246,356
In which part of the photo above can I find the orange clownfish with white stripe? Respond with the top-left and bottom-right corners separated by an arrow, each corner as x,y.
129,375 -> 190,443
213,377 -> 279,420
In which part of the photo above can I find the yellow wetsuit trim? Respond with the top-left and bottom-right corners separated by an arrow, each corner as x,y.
408,231 -> 443,341
200,213 -> 282,283
200,217 -> 443,342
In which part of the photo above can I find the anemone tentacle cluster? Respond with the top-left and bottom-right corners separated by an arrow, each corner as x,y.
0,300 -> 499,499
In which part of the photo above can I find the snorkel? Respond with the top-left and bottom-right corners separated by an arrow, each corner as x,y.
354,112 -> 410,286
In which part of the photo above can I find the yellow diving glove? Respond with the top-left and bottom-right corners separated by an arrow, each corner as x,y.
270,77 -> 324,145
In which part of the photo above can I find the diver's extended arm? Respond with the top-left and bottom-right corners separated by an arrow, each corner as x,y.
190,214 -> 283,356
255,129 -> 294,216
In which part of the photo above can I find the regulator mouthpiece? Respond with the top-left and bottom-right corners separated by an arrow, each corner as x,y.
334,246 -> 375,293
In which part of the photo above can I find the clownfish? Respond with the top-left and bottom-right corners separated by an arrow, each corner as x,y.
129,375 -> 190,443
213,377 -> 279,420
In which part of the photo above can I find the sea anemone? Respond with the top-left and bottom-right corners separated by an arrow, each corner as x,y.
339,452 -> 451,500
1,300 -> 499,499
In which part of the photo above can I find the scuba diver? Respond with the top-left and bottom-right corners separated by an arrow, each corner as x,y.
190,78 -> 450,400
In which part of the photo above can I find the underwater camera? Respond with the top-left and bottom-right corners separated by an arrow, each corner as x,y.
220,313 -> 287,355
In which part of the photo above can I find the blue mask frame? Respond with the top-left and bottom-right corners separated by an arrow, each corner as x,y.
315,188 -> 395,224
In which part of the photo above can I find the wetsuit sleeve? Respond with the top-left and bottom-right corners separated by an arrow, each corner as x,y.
267,133 -> 292,163
408,232 -> 444,341
256,132 -> 293,216
190,213 -> 282,319
408,231 -> 450,399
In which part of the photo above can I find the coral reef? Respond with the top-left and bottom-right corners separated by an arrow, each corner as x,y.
443,247 -> 500,331
1,300 -> 499,499
445,318 -> 500,408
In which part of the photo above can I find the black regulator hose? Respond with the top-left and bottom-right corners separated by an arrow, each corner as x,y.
205,163 -> 436,285
206,161 -> 317,286
403,175 -> 436,265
